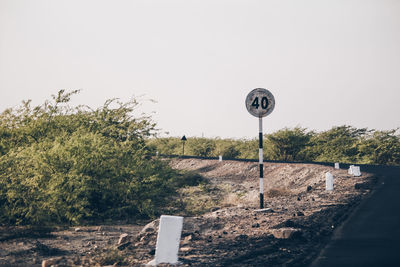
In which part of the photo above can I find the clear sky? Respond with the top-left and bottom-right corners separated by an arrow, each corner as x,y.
1,0 -> 399,139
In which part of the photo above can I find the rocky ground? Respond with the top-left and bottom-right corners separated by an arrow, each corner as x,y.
0,158 -> 377,266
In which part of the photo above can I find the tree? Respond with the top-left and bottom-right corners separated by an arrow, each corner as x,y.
0,90 -> 201,225
187,138 -> 216,157
265,127 -> 313,161
357,130 -> 400,165
308,126 -> 369,163
215,139 -> 241,159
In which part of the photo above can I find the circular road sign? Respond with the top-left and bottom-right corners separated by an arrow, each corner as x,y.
245,88 -> 275,118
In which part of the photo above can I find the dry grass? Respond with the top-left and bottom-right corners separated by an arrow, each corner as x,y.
265,188 -> 293,198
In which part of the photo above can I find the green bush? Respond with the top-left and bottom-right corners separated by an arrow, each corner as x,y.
265,127 -> 313,161
186,138 -> 216,157
356,130 -> 400,165
147,137 -> 182,155
0,90 -> 202,225
149,126 -> 400,166
214,139 -> 241,159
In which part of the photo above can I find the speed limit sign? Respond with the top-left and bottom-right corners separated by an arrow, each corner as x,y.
245,88 -> 275,209
245,88 -> 275,118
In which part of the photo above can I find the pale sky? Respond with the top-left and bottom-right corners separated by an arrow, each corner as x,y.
1,0 -> 399,139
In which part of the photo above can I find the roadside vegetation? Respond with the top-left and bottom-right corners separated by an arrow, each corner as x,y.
0,90 -> 203,226
1,90 -> 398,227
149,127 -> 400,166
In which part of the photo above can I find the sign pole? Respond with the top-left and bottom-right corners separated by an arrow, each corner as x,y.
259,117 -> 264,209
245,88 -> 275,210
181,135 -> 187,156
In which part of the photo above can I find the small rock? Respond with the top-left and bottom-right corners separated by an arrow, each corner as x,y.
180,247 -> 193,252
139,219 -> 159,236
118,233 -> 130,245
297,196 -> 301,201
235,234 -> 248,241
271,228 -> 302,239
42,258 -> 60,267
355,183 -> 372,190
254,208 -> 274,213
75,227 -> 82,232
148,248 -> 156,255
181,234 -> 193,246
144,227 -> 154,233
185,234 -> 193,241
307,185 -> 312,192
117,241 -> 131,251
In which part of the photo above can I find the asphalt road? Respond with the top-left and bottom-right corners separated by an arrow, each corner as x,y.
311,165 -> 400,267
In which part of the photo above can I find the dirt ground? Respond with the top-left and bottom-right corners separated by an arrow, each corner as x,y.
0,158 -> 376,266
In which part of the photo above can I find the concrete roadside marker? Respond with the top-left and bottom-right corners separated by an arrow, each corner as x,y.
147,215 -> 183,266
334,163 -> 340,169
352,166 -> 361,177
326,172 -> 334,191
219,155 -> 223,162
348,165 -> 355,175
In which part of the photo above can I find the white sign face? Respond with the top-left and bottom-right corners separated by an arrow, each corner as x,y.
245,88 -> 275,118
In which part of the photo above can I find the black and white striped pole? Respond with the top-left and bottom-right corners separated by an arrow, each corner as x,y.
245,88 -> 275,209
259,117 -> 264,208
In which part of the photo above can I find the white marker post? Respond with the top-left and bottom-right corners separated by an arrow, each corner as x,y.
326,172 -> 334,191
348,165 -> 355,175
148,215 -> 183,266
246,88 -> 275,209
352,166 -> 361,176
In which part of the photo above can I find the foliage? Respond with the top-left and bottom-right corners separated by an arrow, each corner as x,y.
356,130 -> 400,165
0,90 -> 202,225
149,137 -> 255,159
307,126 -> 368,163
149,126 -> 400,166
2,91 -> 398,226
187,138 -> 216,157
147,137 -> 182,155
265,127 -> 313,161
214,139 -> 241,159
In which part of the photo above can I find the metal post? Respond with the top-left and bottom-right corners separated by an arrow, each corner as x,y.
181,135 -> 187,156
259,117 -> 264,209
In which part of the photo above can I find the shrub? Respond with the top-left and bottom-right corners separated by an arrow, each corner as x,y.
187,138 -> 216,157
0,90 -> 202,225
